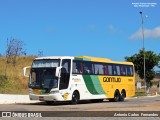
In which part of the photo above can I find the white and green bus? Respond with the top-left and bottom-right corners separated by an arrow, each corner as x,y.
24,56 -> 135,104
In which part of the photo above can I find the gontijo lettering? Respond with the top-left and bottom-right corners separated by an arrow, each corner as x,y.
103,77 -> 121,82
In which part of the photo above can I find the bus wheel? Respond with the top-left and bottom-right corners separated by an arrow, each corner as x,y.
109,90 -> 120,102
71,91 -> 80,105
120,90 -> 126,101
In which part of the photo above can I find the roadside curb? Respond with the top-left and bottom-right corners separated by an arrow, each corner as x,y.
0,94 -> 38,104
126,94 -> 160,99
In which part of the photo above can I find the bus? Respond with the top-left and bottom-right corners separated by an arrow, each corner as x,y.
23,56 -> 135,104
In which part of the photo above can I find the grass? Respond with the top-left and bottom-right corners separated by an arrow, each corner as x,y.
0,56 -> 35,94
135,88 -> 146,96
135,73 -> 160,96
135,86 -> 160,97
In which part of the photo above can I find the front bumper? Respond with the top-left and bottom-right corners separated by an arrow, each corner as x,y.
29,93 -> 65,102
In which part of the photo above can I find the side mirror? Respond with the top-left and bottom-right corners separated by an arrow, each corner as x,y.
55,67 -> 62,77
23,66 -> 31,77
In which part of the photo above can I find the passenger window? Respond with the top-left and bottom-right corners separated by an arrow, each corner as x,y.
130,66 -> 134,76
120,66 -> 126,76
104,65 -> 109,75
108,65 -> 113,75
113,65 -> 117,75
83,62 -> 94,74
72,60 -> 83,74
125,66 -> 133,76
116,65 -> 120,75
94,63 -> 104,75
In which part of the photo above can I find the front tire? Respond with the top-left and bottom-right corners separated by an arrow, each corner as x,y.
71,91 -> 80,105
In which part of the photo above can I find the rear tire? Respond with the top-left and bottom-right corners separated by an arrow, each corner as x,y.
109,90 -> 120,102
119,90 -> 126,101
71,91 -> 80,105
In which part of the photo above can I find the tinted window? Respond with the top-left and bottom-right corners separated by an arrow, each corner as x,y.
60,59 -> 71,90
83,61 -> 94,74
120,65 -> 126,75
72,60 -> 83,74
104,65 -> 109,75
94,63 -> 104,75
108,65 -> 113,75
72,60 -> 134,76
116,65 -> 120,75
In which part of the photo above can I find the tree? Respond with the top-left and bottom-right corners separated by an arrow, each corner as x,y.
125,50 -> 160,84
37,50 -> 43,57
5,38 -> 26,76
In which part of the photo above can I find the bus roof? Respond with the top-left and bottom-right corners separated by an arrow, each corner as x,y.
75,56 -> 133,65
34,56 -> 133,65
35,56 -> 74,60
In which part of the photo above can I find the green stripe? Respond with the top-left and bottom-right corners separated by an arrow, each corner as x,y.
82,75 -> 99,94
90,76 -> 105,94
75,57 -> 91,61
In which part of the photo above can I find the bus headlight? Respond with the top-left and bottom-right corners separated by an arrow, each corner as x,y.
28,89 -> 33,94
50,91 -> 59,94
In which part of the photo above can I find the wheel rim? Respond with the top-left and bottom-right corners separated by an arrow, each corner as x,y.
114,91 -> 119,102
121,91 -> 126,101
72,92 -> 79,104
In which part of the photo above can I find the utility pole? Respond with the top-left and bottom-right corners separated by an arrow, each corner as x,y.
139,11 -> 146,94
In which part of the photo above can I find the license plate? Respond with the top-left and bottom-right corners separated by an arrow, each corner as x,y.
39,96 -> 44,101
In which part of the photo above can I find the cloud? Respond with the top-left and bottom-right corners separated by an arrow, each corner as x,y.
107,24 -> 117,32
130,26 -> 160,40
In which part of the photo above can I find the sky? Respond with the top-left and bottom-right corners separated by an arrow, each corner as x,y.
0,0 -> 160,62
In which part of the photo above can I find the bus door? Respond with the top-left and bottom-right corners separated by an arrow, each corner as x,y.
59,59 -> 71,90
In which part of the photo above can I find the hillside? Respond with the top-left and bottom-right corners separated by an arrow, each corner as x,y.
0,56 -> 35,94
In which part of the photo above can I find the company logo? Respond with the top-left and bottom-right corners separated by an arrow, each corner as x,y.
2,112 -> 11,117
103,77 -> 121,82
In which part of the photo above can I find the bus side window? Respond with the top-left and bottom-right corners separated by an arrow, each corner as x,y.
120,66 -> 126,76
108,65 -> 113,75
83,61 -> 93,74
127,66 -> 133,76
94,63 -> 104,75
130,66 -> 134,76
127,66 -> 131,76
84,66 -> 90,74
113,65 -> 117,75
125,66 -> 132,76
73,61 -> 79,74
104,65 -> 109,75
116,65 -> 120,75
72,60 -> 83,74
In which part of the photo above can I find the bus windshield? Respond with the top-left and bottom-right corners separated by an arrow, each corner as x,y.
30,68 -> 58,90
29,59 -> 60,92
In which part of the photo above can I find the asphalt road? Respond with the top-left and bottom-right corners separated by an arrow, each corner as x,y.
0,96 -> 160,111
0,96 -> 160,119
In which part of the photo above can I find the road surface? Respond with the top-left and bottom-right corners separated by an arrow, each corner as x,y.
0,96 -> 160,119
